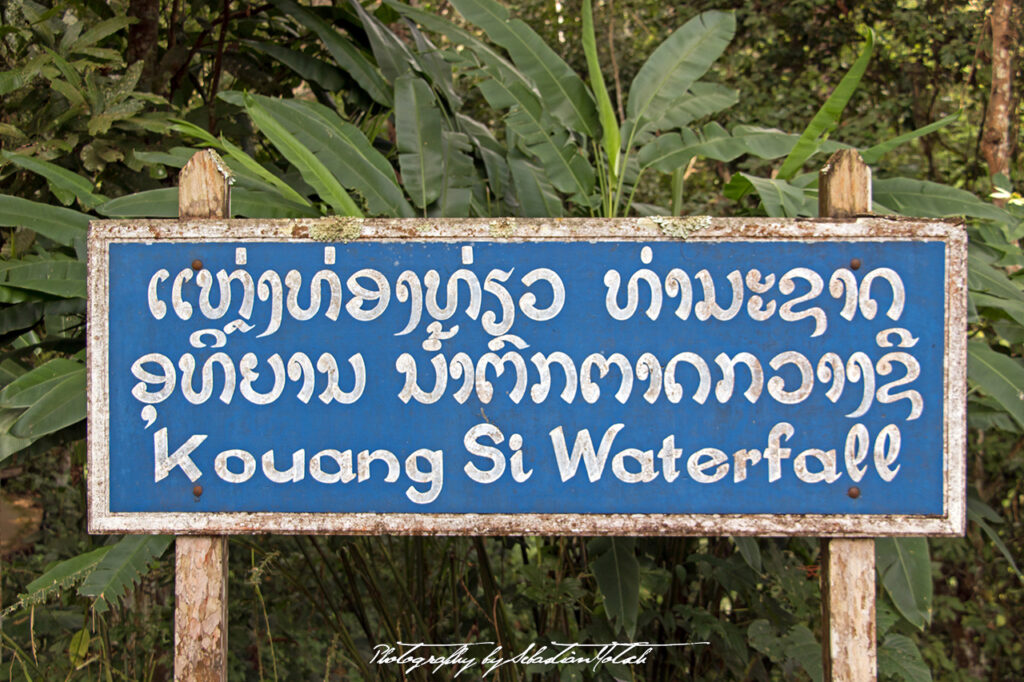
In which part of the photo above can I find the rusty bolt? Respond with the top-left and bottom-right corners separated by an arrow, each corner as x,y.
191,259 -> 203,271
850,258 -> 862,270
193,484 -> 203,497
847,486 -> 861,499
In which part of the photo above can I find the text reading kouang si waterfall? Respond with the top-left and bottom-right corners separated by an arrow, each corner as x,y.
106,240 -> 946,515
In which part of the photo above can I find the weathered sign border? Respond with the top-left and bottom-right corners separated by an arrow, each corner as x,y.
87,215 -> 967,536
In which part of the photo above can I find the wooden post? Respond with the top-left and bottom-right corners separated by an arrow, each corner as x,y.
819,148 -> 877,682
175,150 -> 231,682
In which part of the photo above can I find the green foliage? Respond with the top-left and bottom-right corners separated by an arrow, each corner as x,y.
3,546 -> 110,617
877,538 -> 933,631
587,538 -> 640,637
2,0 -> 1023,680
78,535 -> 173,613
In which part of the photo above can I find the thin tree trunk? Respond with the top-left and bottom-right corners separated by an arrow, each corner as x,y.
127,0 -> 161,91
981,0 -> 1016,198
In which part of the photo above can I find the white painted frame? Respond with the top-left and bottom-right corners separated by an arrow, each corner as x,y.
88,216 -> 967,536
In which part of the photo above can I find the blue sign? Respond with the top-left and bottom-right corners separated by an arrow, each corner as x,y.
97,233 -> 952,523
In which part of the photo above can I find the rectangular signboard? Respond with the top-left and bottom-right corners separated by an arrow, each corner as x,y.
88,217 -> 966,535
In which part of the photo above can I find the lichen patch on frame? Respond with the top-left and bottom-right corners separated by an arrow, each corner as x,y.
649,215 -> 712,240
310,217 -> 364,242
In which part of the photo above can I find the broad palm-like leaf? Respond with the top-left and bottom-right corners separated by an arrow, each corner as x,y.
588,537 -> 640,637
626,11 -> 735,133
776,28 -> 874,180
0,259 -> 86,299
235,93 -> 414,217
269,0 -> 391,106
508,154 -> 563,217
9,367 -> 85,439
876,537 -> 933,630
1,151 -> 107,209
477,78 -> 595,207
0,195 -> 89,246
396,75 -> 444,210
873,177 -> 1013,224
967,340 -> 1024,429
0,358 -> 82,408
449,0 -> 597,136
78,535 -> 173,612
241,93 -> 363,216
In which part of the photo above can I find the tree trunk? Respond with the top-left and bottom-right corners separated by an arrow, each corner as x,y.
127,0 -> 161,92
981,0 -> 1016,197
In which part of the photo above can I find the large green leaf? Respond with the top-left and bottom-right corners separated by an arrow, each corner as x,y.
967,340 -> 1024,429
242,93 -> 363,217
582,0 -> 620,184
79,535 -> 173,613
268,0 -> 391,105
9,368 -> 86,439
96,188 -> 177,217
0,195 -> 90,246
1,150 -> 107,209
449,0 -> 597,136
733,537 -> 762,573
430,131 -> 476,217
233,188 -> 321,219
238,94 -> 413,217
860,112 -> 959,166
968,246 -> 1024,301
477,78 -> 595,205
0,302 -> 44,340
972,292 -> 1024,329
776,28 -> 873,180
588,537 -> 640,637
396,75 -> 444,210
0,259 -> 86,298
349,0 -> 417,82
216,136 -> 314,209
656,82 -> 739,131
876,537 -> 932,630
0,412 -> 34,463
878,634 -> 932,682
386,0 -> 533,95
638,123 -> 801,173
724,173 -> 814,217
873,177 -> 1012,224
782,625 -> 823,682
458,114 -> 511,201
508,154 -> 563,217
0,358 -> 82,408
966,493 -> 1023,580
242,40 -> 348,91
626,11 -> 734,131
167,123 -> 314,208
6,546 -> 112,614
407,24 -> 464,109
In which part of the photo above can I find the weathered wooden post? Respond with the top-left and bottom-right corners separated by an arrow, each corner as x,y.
174,150 -> 231,682
819,148 -> 877,681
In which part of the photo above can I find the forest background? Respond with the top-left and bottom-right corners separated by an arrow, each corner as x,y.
1,0 -> 1023,679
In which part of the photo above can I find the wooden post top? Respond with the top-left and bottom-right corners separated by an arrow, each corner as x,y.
819,149 -> 871,218
179,149 -> 233,220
